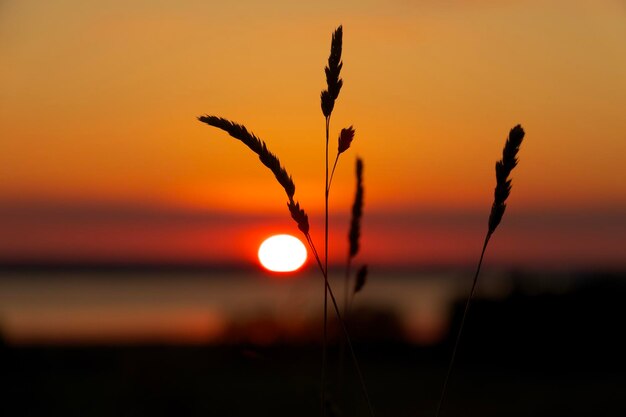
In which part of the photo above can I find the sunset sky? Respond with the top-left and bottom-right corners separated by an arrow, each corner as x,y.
1,0 -> 625,269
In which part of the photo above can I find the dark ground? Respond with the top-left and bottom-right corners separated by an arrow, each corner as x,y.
1,273 -> 625,417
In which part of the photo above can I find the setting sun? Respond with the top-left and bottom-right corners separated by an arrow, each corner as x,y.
258,234 -> 308,273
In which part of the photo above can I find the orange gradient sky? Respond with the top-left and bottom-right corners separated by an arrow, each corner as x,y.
1,0 -> 625,268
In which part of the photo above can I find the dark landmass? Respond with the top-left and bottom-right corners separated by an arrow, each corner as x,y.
1,272 -> 625,416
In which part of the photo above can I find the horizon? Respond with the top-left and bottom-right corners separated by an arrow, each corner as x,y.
1,198 -> 625,270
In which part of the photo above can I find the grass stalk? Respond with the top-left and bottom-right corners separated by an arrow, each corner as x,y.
320,25 -> 343,414
338,157 -> 364,386
434,124 -> 524,417
329,154 -> 340,188
435,232 -> 491,417
322,114 -> 330,416
304,232 -> 375,417
336,254 -> 352,388
199,25 -> 375,417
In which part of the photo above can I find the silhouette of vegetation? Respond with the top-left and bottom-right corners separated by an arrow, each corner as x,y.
338,157 -> 367,385
198,26 -> 374,417
198,23 -> 529,417
345,156 -> 366,310
436,124 -> 526,417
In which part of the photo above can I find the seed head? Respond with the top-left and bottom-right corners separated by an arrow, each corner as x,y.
488,124 -> 525,235
321,25 -> 343,118
353,265 -> 368,295
288,200 -> 310,234
348,157 -> 364,257
338,126 -> 355,154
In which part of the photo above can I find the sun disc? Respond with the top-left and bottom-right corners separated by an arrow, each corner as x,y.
258,234 -> 307,272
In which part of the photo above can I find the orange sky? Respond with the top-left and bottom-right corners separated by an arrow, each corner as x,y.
1,0 -> 625,268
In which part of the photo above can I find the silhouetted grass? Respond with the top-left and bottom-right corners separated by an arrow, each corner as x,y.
338,157 -> 367,385
436,124 -> 525,417
197,24 -> 529,417
198,26 -> 374,417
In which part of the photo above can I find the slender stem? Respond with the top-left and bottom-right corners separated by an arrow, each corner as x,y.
326,130 -> 343,387
348,273 -> 358,311
435,231 -> 492,417
328,153 -> 340,193
305,234 -> 322,271
337,255 -> 352,385
326,264 -> 375,417
304,234 -> 376,417
344,256 -> 352,318
321,115 -> 331,416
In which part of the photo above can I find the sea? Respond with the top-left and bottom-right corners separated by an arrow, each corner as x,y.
0,266 -> 586,346
1,267 -> 624,417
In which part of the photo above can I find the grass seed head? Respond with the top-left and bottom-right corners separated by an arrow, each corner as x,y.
321,25 -> 343,117
488,124 -> 525,235
353,264 -> 368,294
349,157 -> 364,257
198,115 -> 296,200
288,200 -> 310,234
338,126 -> 355,154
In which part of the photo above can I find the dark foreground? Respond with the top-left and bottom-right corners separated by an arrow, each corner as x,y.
2,275 -> 625,417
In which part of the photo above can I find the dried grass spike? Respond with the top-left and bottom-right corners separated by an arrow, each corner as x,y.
325,25 -> 343,100
259,142 -> 296,199
353,265 -> 368,294
338,126 -> 355,154
288,200 -> 309,234
198,115 -> 295,199
321,91 -> 334,119
321,25 -> 343,117
488,124 -> 525,235
198,116 -> 263,154
349,157 -> 364,257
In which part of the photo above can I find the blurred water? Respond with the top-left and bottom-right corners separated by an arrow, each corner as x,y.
2,268 -> 623,417
0,268 -> 558,345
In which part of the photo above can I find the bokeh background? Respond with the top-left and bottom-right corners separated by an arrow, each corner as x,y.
1,1 -> 625,416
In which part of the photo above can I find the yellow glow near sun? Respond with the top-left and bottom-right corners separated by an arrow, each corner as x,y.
258,234 -> 307,272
